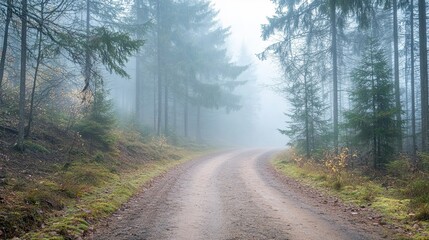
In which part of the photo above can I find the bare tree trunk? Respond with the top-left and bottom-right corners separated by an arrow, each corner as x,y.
84,0 -> 91,92
393,0 -> 402,151
419,0 -> 428,152
135,0 -> 144,123
164,77 -> 168,135
330,0 -> 339,151
153,74 -> 157,131
17,0 -> 28,151
410,0 -> 417,156
173,91 -> 177,133
156,0 -> 162,136
197,105 -> 201,141
184,78 -> 188,137
135,56 -> 143,122
0,0 -> 13,103
304,71 -> 310,158
26,2 -> 45,138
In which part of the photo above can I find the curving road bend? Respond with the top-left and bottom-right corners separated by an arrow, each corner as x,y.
89,149 -> 386,240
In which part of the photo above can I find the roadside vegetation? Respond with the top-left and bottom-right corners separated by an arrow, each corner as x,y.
0,116 -> 205,239
263,2 -> 429,238
274,149 -> 429,240
0,86 -> 207,239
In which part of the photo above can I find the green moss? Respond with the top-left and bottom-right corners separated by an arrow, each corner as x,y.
372,197 -> 410,221
21,147 -> 205,240
24,140 -> 50,154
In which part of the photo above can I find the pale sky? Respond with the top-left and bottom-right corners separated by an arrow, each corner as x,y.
212,0 -> 287,147
212,0 -> 276,56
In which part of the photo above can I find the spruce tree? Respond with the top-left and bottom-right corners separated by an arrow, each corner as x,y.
345,39 -> 400,169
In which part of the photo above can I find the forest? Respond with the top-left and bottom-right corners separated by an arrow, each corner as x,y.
0,0 -> 429,239
262,0 -> 429,168
262,1 -> 429,237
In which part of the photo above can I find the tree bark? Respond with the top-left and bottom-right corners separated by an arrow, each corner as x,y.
26,2 -> 45,138
84,0 -> 91,92
330,0 -> 339,151
164,77 -> 168,135
410,0 -> 416,156
0,0 -> 13,103
304,70 -> 310,158
17,0 -> 28,151
184,78 -> 189,138
419,0 -> 428,151
135,0 -> 144,122
197,105 -> 201,141
393,0 -> 402,152
156,0 -> 162,136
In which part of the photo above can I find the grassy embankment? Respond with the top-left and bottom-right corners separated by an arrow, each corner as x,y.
0,123 -> 207,239
273,149 -> 429,240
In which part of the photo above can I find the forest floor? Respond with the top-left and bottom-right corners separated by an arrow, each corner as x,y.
0,115 -> 207,239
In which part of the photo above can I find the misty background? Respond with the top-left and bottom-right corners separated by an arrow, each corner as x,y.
107,0 -> 286,147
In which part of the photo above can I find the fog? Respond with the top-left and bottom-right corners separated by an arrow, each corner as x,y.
212,0 -> 286,147
106,0 -> 288,147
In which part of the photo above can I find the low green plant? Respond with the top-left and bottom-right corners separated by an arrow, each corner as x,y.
24,181 -> 66,210
407,178 -> 429,207
419,153 -> 429,173
415,204 -> 429,221
74,91 -> 116,150
24,140 -> 50,154
93,151 -> 105,162
386,157 -> 412,179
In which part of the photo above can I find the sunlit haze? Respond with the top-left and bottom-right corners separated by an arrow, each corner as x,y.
213,0 -> 286,147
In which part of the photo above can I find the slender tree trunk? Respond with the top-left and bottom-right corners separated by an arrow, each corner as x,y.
304,72 -> 310,158
197,105 -> 201,141
156,0 -> 162,136
164,77 -> 168,135
410,0 -> 417,156
184,78 -> 189,137
153,74 -> 157,131
26,3 -> 45,138
419,0 -> 428,152
0,0 -> 12,103
135,0 -> 144,122
17,0 -> 28,151
135,56 -> 142,122
330,0 -> 339,151
173,92 -> 177,133
393,0 -> 402,151
371,47 -> 377,169
84,0 -> 91,92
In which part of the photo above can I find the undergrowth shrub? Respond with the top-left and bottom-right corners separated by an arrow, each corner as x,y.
24,140 -> 50,154
324,148 -> 355,190
358,183 -> 381,202
56,162 -> 118,199
406,177 -> 429,220
0,206 -> 43,238
419,153 -> 429,173
74,91 -> 116,150
386,157 -> 412,179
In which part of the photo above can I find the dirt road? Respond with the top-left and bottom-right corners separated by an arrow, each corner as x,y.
89,149 -> 387,240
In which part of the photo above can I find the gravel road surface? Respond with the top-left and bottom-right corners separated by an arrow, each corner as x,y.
89,149 -> 388,240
